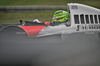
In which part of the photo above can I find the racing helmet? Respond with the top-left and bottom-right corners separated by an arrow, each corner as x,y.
52,10 -> 69,25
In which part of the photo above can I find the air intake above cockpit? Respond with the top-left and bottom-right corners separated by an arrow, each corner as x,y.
74,14 -> 100,24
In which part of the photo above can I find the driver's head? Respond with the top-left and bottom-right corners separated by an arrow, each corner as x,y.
52,10 -> 69,25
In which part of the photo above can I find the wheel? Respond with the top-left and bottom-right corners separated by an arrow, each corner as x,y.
0,26 -> 27,43
0,24 -> 3,29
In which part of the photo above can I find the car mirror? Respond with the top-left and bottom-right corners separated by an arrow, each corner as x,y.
44,22 -> 50,26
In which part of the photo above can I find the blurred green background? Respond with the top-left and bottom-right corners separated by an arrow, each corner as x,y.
0,0 -> 100,24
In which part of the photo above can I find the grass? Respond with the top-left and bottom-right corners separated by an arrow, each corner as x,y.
0,0 -> 81,6
0,0 -> 100,24
0,0 -> 100,7
0,10 -> 56,24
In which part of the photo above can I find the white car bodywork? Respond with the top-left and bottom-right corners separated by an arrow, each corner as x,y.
38,3 -> 100,37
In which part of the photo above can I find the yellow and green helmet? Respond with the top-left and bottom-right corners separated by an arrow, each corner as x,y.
52,10 -> 69,25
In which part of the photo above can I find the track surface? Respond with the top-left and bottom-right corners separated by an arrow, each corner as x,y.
0,32 -> 100,66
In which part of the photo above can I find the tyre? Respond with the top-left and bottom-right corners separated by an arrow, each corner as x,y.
0,26 -> 27,43
0,24 -> 3,30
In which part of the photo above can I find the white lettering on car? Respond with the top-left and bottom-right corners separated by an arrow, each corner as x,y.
76,25 -> 100,31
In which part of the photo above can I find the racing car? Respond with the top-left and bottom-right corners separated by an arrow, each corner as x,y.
0,3 -> 100,38
0,3 -> 100,43
0,3 -> 100,66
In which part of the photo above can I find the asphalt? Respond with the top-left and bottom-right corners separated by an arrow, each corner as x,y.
0,32 -> 100,66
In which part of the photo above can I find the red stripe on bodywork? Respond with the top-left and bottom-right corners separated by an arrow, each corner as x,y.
20,26 -> 44,37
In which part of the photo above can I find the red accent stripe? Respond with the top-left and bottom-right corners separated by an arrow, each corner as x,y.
20,26 -> 44,37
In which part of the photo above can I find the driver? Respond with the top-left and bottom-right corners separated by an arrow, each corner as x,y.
52,10 -> 69,26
